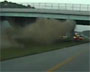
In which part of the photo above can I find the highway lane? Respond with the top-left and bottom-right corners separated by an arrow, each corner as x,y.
0,43 -> 90,72
48,47 -> 89,72
57,50 -> 89,72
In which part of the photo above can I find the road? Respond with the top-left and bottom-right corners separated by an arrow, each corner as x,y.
0,43 -> 90,72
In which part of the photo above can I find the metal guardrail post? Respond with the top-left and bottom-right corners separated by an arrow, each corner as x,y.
58,3 -> 60,9
65,3 -> 67,10
38,3 -> 41,8
79,4 -> 81,11
87,5 -> 88,11
87,4 -> 89,11
44,3 -> 46,9
72,4 -> 73,11
51,3 -> 53,9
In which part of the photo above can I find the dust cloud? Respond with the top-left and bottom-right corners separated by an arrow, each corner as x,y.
0,18 -> 76,48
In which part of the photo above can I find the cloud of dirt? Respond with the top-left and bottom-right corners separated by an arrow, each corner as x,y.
21,18 -> 76,44
0,18 -> 76,48
0,21 -> 23,48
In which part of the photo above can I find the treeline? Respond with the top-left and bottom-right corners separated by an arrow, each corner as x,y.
0,0 -> 34,8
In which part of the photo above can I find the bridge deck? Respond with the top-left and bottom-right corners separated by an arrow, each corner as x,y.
0,8 -> 90,21
0,8 -> 90,16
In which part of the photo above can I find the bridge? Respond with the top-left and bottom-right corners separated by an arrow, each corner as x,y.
0,3 -> 90,25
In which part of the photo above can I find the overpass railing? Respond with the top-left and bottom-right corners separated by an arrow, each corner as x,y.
20,3 -> 90,11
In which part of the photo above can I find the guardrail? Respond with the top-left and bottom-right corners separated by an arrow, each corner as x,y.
19,3 -> 90,11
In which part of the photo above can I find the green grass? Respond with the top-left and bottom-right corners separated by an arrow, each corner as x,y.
0,40 -> 89,61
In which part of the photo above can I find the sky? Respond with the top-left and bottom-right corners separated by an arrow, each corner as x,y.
75,25 -> 90,32
0,0 -> 90,4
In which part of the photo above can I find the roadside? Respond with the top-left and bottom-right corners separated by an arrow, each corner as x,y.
0,40 -> 89,61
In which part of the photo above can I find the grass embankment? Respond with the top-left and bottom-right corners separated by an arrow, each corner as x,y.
0,40 -> 89,61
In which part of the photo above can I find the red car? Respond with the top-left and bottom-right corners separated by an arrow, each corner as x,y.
73,33 -> 84,41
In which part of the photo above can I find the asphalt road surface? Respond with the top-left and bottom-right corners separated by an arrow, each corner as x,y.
0,43 -> 90,72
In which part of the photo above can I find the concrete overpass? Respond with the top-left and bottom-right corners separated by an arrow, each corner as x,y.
0,3 -> 90,25
0,8 -> 90,20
